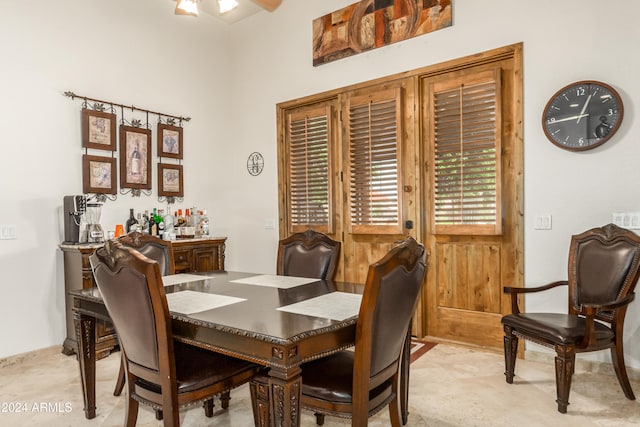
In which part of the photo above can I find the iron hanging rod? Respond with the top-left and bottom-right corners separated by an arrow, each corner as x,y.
63,91 -> 191,122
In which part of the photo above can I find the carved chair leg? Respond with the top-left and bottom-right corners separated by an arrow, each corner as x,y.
114,357 -> 125,396
220,390 -> 231,409
554,346 -> 575,414
610,343 -> 636,400
203,398 -> 214,417
503,326 -> 518,384
314,413 -> 325,425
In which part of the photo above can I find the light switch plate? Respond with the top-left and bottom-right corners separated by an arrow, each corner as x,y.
264,219 -> 275,230
612,212 -> 640,229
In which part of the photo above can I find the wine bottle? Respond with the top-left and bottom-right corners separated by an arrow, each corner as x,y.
125,208 -> 138,233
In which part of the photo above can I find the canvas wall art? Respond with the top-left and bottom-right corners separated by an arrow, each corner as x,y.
313,0 -> 452,66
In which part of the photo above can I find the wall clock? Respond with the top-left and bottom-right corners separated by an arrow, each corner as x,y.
247,152 -> 264,176
542,80 -> 623,151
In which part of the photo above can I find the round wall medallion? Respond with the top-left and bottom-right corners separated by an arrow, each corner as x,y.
247,152 -> 264,176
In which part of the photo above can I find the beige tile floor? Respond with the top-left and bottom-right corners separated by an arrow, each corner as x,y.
1,343 -> 639,426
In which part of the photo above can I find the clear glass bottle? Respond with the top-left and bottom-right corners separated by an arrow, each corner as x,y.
190,207 -> 200,237
163,209 -> 174,240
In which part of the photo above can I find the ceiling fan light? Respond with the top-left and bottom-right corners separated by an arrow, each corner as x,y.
218,0 -> 239,14
176,0 -> 199,17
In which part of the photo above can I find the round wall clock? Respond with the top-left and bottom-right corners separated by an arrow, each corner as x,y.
247,152 -> 264,176
542,80 -> 623,151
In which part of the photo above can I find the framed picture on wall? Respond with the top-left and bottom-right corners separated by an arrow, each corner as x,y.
82,155 -> 117,194
82,109 -> 117,151
119,125 -> 152,190
157,123 -> 183,159
158,163 -> 183,197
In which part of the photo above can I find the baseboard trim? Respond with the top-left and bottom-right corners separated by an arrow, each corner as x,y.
0,346 -> 63,369
525,349 -> 640,381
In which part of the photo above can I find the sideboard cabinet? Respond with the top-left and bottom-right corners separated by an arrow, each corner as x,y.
59,237 -> 226,358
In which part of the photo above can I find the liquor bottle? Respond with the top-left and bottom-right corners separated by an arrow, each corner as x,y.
199,210 -> 210,236
141,210 -> 150,234
175,209 -> 184,227
190,207 -> 200,237
150,209 -> 157,235
183,209 -> 194,238
163,209 -> 174,239
157,209 -> 165,238
125,208 -> 138,233
135,213 -> 143,233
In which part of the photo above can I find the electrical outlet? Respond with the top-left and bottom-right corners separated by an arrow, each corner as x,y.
264,219 -> 275,230
0,224 -> 17,240
534,214 -> 552,230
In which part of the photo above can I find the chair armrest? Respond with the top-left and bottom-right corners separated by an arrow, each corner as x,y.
503,281 -> 568,314
578,293 -> 635,348
581,293 -> 635,314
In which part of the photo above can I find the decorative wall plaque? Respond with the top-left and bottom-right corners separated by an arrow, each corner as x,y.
312,0 -> 452,66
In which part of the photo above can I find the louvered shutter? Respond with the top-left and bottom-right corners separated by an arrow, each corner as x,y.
346,89 -> 403,234
287,105 -> 333,233
431,70 -> 502,235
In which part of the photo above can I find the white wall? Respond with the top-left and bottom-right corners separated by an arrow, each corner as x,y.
225,0 -> 640,368
1,0 -> 640,371
0,0 -> 231,358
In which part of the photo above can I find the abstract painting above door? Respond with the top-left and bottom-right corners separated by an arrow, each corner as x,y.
312,0 -> 452,66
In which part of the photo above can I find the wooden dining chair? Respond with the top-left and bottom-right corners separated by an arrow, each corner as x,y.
277,229 -> 341,281
90,240 -> 262,427
112,231 -> 175,397
251,237 -> 427,427
502,223 -> 640,413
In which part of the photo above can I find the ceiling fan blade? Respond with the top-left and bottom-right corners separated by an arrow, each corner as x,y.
250,0 -> 282,12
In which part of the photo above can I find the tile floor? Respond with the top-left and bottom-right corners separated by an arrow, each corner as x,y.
1,343 -> 639,426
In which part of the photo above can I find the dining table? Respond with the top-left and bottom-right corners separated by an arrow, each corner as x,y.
70,270 -> 412,426
69,271 -> 410,427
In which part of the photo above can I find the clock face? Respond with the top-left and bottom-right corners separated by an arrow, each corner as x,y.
542,80 -> 623,151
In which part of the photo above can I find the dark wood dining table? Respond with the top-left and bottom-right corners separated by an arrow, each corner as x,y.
70,270 -> 411,426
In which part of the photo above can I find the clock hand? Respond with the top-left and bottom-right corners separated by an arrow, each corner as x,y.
548,113 -> 589,124
576,94 -> 592,124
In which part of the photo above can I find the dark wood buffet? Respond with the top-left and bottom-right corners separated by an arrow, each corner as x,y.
59,237 -> 226,358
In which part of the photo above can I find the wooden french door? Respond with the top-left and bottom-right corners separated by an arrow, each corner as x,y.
277,44 -> 523,347
419,47 -> 523,348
